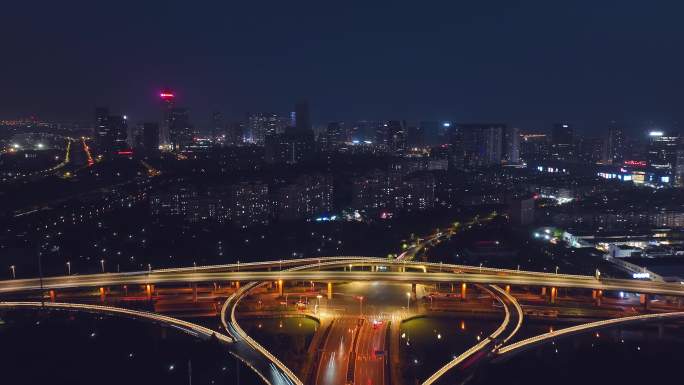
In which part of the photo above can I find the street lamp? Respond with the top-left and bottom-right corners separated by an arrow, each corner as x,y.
100,259 -> 105,273
406,292 -> 411,311
479,262 -> 483,271
555,266 -> 559,275
9,265 -> 15,279
66,261 -> 71,275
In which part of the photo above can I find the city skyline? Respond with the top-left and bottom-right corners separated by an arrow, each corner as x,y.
4,3 -> 684,385
3,1 -> 684,132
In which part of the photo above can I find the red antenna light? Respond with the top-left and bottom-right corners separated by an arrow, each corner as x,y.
160,89 -> 175,100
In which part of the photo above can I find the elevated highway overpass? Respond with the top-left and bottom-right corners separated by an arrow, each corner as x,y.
2,257 -> 684,297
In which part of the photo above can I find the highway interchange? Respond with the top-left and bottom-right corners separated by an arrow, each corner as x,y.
2,254 -> 684,385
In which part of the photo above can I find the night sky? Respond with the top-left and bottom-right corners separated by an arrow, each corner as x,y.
2,1 -> 684,133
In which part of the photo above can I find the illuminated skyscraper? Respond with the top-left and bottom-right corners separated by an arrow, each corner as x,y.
326,121 -> 347,149
386,120 -> 405,151
94,107 -> 128,153
169,108 -> 192,151
451,124 -> 504,169
159,89 -> 176,146
248,113 -> 286,144
503,126 -> 520,164
550,123 -> 575,161
211,111 -> 223,142
95,107 -> 110,149
606,124 -> 625,163
647,130 -> 679,169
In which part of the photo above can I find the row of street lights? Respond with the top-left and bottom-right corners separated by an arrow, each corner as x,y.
8,259 -> 106,279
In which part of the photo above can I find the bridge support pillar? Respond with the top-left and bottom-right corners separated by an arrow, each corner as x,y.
541,287 -> 547,297
550,287 -> 557,304
234,281 -> 240,290
278,280 -> 284,297
450,283 -> 455,293
640,294 -> 650,310
461,283 -> 467,300
592,290 -> 602,306
99,287 -> 106,303
411,283 -> 417,300
49,290 -> 55,302
146,284 -> 153,300
327,282 -> 333,300
192,283 -> 198,303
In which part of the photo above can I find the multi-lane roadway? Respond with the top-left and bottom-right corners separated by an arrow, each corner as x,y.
3,259 -> 684,297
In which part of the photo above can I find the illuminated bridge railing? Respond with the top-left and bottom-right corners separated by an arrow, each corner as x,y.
422,284 -> 514,385
0,301 -> 233,343
497,311 -> 684,356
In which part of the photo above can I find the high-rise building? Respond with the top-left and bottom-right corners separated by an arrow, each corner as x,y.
225,121 -> 245,146
647,130 -> 680,169
229,182 -> 270,227
352,170 -> 392,212
676,149 -> 684,187
274,174 -> 333,221
211,111 -> 223,142
606,124 -> 625,163
351,170 -> 434,213
159,89 -> 176,146
326,121 -> 347,149
150,186 -> 225,223
126,123 -> 140,149
418,121 -> 440,146
349,121 -> 374,143
264,128 -> 315,164
386,120 -> 406,151
94,108 -> 128,154
520,133 -> 549,162
248,113 -> 286,144
94,107 -> 111,150
503,126 -> 520,164
143,123 -> 160,155
396,173 -> 435,212
295,101 -> 311,131
407,125 -> 425,148
577,136 -> 604,164
169,108 -> 192,151
109,115 -> 129,152
451,124 -> 504,169
550,123 -> 575,161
